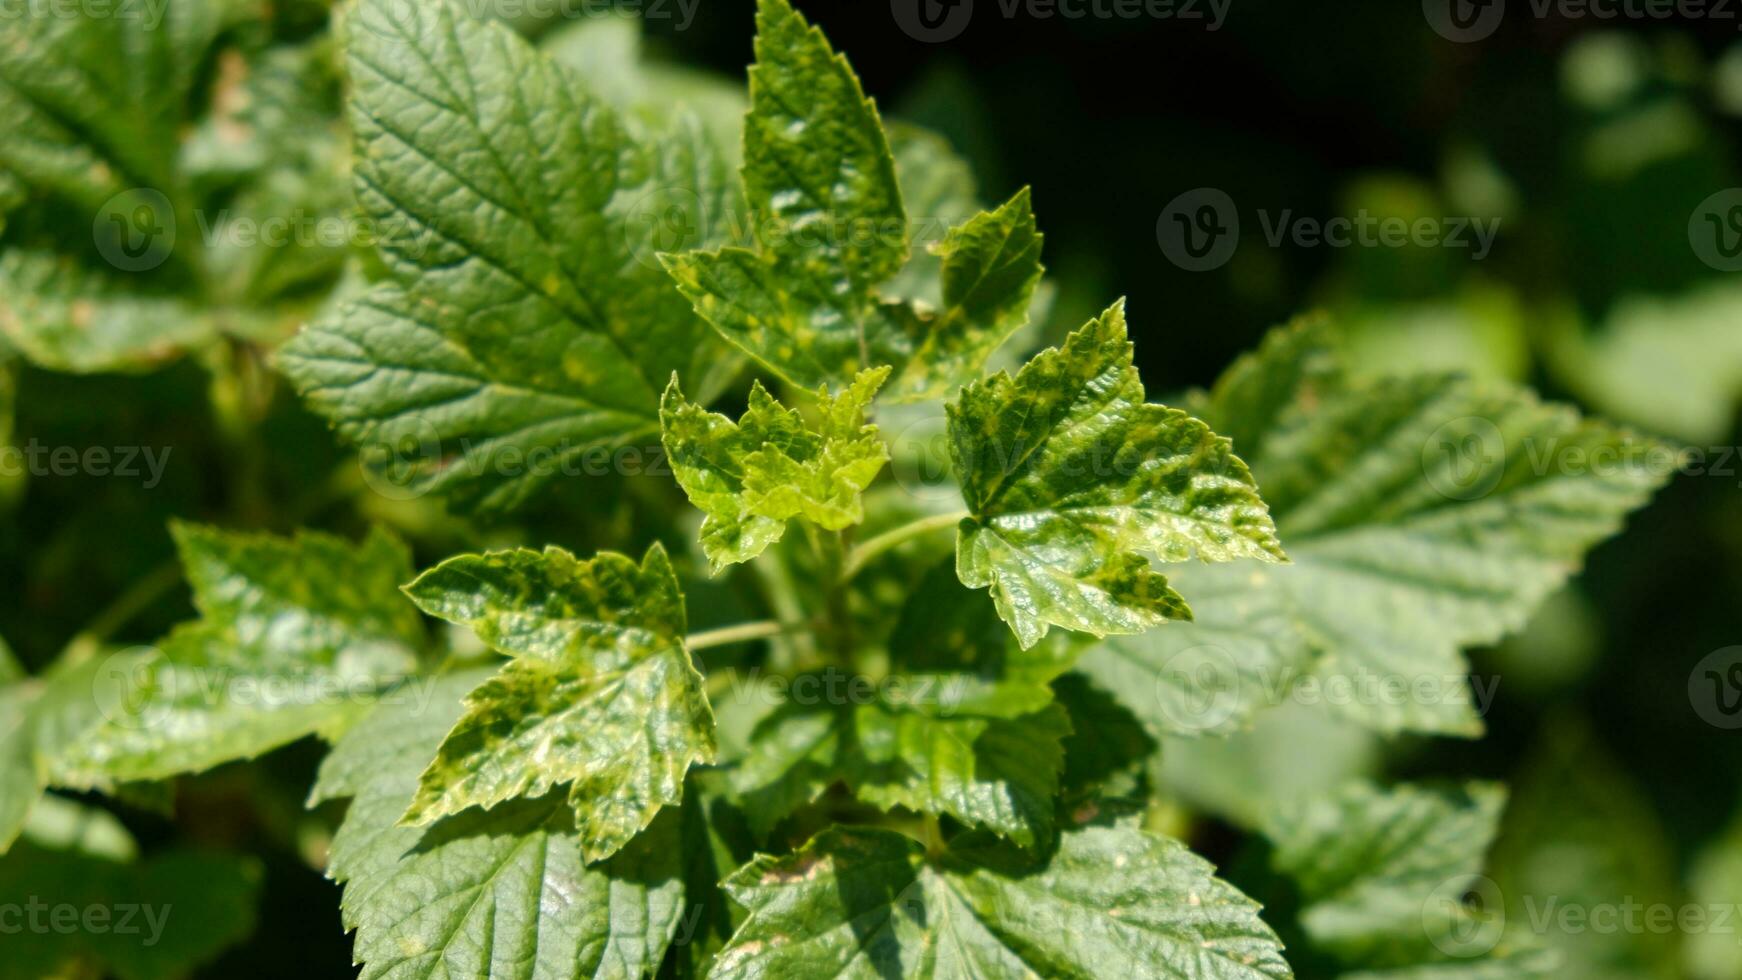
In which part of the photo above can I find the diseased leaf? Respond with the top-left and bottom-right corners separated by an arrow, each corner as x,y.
950,300 -> 1285,649
713,824 -> 1292,979
1081,320 -> 1679,736
278,0 -> 734,512
311,670 -> 688,980
54,523 -> 423,783
888,188 -> 1044,401
661,0 -> 1043,399
661,367 -> 891,571
400,544 -> 715,863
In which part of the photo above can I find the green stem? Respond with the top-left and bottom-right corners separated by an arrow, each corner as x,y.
841,509 -> 968,581
687,620 -> 789,651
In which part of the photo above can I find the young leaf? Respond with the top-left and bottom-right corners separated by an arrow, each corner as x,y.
400,544 -> 714,863
53,524 -> 423,784
661,0 -> 1043,398
661,367 -> 892,571
1263,781 -> 1558,977
890,187 -> 1045,401
310,670 -> 688,980
1079,320 -> 1679,736
950,300 -> 1286,649
277,0 -> 734,512
713,824 -> 1292,979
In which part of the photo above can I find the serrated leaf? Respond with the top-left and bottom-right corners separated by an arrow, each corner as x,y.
1082,319 -> 1678,737
1263,781 -> 1558,979
310,670 -> 688,980
278,0 -> 734,512
0,0 -> 228,212
53,523 -> 423,783
733,692 -> 1066,847
661,0 -> 1042,399
1265,782 -> 1505,947
887,188 -> 1044,401
661,367 -> 891,570
713,823 -> 1292,979
885,123 -> 982,305
400,544 -> 715,863
0,0 -> 242,372
950,300 -> 1285,649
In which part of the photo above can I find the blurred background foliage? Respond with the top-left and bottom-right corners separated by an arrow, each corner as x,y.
1,0 -> 1739,976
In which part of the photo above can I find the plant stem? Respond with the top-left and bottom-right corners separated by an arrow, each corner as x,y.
840,509 -> 968,581
687,620 -> 789,651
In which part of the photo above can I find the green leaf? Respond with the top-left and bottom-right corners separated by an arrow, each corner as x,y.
950,300 -> 1286,649
0,251 -> 213,374
0,686 -> 36,853
847,700 -> 1069,849
713,824 -> 1292,979
54,523 -> 424,783
1082,319 -> 1678,736
400,544 -> 715,863
661,0 -> 1042,399
1,654 -> 146,853
887,188 -> 1044,401
732,695 -> 1069,849
0,0 -> 228,212
277,0 -> 734,512
311,669 -> 688,980
661,367 -> 891,571
0,843 -> 259,980
1263,781 -> 1558,978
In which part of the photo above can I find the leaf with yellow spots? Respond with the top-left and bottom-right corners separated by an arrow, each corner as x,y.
660,0 -> 1045,399
712,823 -> 1292,979
398,544 -> 715,864
950,300 -> 1286,649
311,670 -> 691,980
661,367 -> 892,571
